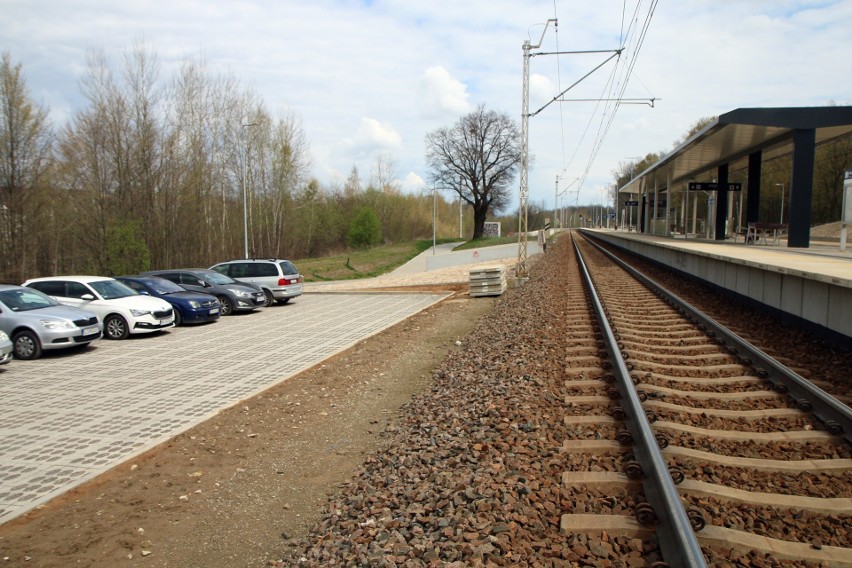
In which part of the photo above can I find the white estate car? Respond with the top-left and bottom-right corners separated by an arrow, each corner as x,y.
23,276 -> 174,340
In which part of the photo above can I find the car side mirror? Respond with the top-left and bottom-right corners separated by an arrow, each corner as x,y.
81,294 -> 95,300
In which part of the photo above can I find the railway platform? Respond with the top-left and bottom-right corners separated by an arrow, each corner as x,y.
579,229 -> 852,346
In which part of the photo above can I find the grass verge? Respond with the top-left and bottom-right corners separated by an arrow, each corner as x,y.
451,236 -> 518,251
296,239 -> 462,282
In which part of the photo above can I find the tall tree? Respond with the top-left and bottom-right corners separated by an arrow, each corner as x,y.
369,151 -> 400,194
251,110 -> 311,257
0,52 -> 54,282
425,104 -> 521,239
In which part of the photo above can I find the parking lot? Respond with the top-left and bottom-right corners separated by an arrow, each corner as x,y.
0,291 -> 449,525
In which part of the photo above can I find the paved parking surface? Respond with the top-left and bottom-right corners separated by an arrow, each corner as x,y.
0,292 -> 448,524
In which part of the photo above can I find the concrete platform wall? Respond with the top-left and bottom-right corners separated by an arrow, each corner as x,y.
583,231 -> 852,344
424,242 -> 539,271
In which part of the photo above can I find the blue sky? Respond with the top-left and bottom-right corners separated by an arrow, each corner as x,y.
2,0 -> 851,210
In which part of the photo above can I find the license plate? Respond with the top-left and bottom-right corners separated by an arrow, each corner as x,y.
160,318 -> 172,325
209,308 -> 219,315
82,326 -> 99,336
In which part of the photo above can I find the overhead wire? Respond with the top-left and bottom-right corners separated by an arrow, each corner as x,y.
558,0 -> 632,198
539,0 -> 657,208
574,0 -> 658,200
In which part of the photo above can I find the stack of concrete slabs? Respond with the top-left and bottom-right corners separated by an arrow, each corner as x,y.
469,265 -> 507,297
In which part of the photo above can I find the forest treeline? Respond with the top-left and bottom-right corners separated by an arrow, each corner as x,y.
1,46 -> 515,284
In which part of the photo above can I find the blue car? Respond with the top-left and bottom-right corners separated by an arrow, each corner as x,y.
116,276 -> 221,326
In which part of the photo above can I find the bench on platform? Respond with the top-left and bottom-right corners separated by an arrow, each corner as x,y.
743,222 -> 787,245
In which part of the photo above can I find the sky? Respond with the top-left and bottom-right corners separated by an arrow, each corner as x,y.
2,0 -> 851,212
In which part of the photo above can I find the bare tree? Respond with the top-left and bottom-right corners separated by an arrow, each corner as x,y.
369,152 -> 400,193
425,104 -> 520,239
253,109 -> 312,257
0,52 -> 54,281
344,165 -> 362,197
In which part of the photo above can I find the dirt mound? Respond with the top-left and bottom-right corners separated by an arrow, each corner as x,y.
810,221 -> 851,241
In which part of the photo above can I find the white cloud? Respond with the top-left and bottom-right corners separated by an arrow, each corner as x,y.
417,66 -> 470,120
401,171 -> 426,193
357,117 -> 402,149
2,0 -> 851,211
529,73 -> 555,108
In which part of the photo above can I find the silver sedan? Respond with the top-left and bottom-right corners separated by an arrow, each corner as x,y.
0,285 -> 102,360
0,331 -> 11,365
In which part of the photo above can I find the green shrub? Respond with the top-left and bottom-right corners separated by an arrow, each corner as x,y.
347,207 -> 382,249
105,220 -> 151,276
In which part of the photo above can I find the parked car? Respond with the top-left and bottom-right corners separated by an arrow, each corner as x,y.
22,276 -> 174,340
116,275 -> 221,326
0,284 -> 102,359
0,330 -> 12,365
209,258 -> 303,307
141,269 -> 265,316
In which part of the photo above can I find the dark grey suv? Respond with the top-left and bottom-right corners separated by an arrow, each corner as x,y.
142,269 -> 265,316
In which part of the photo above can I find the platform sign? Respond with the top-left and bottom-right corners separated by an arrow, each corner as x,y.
688,182 -> 742,191
624,200 -> 639,206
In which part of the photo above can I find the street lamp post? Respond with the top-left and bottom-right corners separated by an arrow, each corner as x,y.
241,123 -> 257,259
775,182 -> 785,224
432,186 -> 437,255
458,176 -> 464,239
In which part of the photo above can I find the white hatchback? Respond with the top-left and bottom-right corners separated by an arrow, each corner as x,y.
23,276 -> 174,340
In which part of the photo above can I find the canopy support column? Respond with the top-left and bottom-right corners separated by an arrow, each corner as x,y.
714,164 -> 729,240
788,128 -> 815,248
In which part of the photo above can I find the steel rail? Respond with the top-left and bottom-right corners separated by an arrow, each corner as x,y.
571,235 -> 708,568
582,233 -> 852,444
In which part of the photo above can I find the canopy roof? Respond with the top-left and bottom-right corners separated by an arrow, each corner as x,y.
620,106 -> 852,194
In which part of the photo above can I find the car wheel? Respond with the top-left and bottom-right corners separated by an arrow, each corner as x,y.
218,295 -> 233,316
13,330 -> 42,360
262,289 -> 274,307
104,314 -> 130,340
276,298 -> 290,305
174,308 -> 183,326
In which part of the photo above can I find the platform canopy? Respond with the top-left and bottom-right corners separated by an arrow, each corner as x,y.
619,106 -> 852,247
620,106 -> 852,193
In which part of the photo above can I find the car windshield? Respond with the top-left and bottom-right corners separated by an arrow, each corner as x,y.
0,288 -> 59,311
278,260 -> 299,275
149,279 -> 185,294
90,279 -> 138,300
201,272 -> 237,285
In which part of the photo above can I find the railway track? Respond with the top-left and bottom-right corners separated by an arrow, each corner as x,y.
286,231 -> 850,567
565,231 -> 852,567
